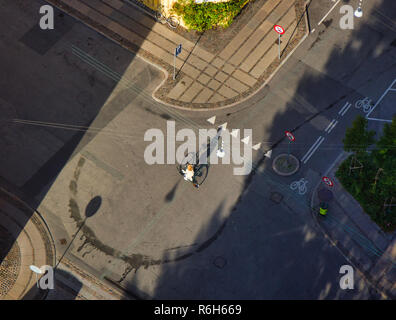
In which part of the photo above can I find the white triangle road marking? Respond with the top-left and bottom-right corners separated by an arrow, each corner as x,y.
241,136 -> 250,145
230,129 -> 239,138
207,116 -> 216,125
252,143 -> 261,150
218,122 -> 227,131
264,150 -> 272,158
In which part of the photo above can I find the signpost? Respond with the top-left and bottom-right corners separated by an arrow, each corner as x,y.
285,130 -> 295,160
285,131 -> 295,142
174,44 -> 182,80
274,25 -> 285,60
322,176 -> 334,187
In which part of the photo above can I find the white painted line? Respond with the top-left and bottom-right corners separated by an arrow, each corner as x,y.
303,136 -> 325,164
301,136 -> 323,163
318,0 -> 341,26
324,119 -> 336,132
311,28 -> 316,33
365,117 -> 392,123
389,88 -> 396,91
366,78 -> 396,121
327,120 -> 338,134
340,103 -> 352,116
218,122 -> 227,130
338,101 -> 350,115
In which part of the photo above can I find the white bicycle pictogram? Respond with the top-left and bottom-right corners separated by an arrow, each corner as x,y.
355,97 -> 373,113
290,178 -> 308,195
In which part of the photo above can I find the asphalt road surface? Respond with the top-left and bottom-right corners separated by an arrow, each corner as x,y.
1,0 -> 395,299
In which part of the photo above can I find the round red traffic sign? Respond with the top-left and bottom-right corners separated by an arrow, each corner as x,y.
322,176 -> 334,187
285,131 -> 295,142
274,25 -> 285,35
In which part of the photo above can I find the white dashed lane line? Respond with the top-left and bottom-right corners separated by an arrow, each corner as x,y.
327,120 -> 338,134
324,119 -> 337,133
338,101 -> 352,116
301,136 -> 325,164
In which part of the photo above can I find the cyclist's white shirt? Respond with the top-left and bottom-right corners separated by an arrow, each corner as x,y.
182,168 -> 194,182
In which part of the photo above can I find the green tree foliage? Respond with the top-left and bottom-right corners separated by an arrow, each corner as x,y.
342,115 -> 375,155
373,115 -> 396,166
336,115 -> 396,232
172,0 -> 249,32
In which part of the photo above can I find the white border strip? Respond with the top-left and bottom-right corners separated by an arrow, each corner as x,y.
303,136 -> 325,164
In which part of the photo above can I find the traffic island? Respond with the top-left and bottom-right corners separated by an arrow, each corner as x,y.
272,153 -> 300,176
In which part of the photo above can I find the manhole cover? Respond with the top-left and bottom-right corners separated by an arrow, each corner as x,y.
270,192 -> 283,204
213,256 -> 227,269
0,226 -> 21,298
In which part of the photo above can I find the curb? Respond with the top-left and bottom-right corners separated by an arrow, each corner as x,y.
0,185 -> 56,300
44,0 -> 310,112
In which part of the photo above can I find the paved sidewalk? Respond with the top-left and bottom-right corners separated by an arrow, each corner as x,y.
311,152 -> 396,299
0,179 -> 129,300
45,0 -> 308,109
0,184 -> 54,300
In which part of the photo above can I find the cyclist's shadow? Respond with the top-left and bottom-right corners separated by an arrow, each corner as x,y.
193,133 -> 225,186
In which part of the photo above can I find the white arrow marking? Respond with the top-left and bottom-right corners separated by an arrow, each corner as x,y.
241,136 -> 250,145
252,143 -> 261,150
207,116 -> 216,125
264,150 -> 272,158
230,129 -> 239,138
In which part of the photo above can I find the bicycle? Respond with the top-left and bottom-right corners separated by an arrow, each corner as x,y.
177,152 -> 209,189
355,97 -> 373,113
290,178 -> 308,195
155,5 -> 179,29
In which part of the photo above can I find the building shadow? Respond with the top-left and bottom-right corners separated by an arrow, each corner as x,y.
116,0 -> 394,300
0,0 -> 160,294
22,269 -> 83,300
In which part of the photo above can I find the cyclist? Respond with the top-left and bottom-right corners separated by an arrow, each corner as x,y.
319,202 -> 328,216
182,164 -> 195,182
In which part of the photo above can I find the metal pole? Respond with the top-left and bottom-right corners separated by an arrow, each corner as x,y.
278,34 -> 280,59
173,51 -> 176,80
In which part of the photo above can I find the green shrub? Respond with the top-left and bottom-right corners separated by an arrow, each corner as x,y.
172,0 -> 249,32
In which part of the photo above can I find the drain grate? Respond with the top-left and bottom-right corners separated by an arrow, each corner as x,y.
270,192 -> 283,204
